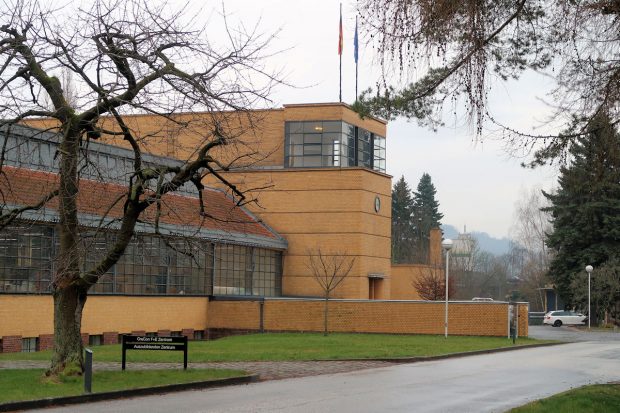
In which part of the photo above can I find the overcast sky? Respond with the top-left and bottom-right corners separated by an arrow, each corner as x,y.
42,0 -> 554,239
202,0 -> 561,239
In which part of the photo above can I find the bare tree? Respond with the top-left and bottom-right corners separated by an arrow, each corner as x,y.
0,0 -> 281,376
306,248 -> 355,336
449,238 -> 511,301
509,188 -> 554,310
412,265 -> 455,301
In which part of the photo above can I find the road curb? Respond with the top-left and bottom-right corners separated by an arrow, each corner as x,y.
0,374 -> 258,412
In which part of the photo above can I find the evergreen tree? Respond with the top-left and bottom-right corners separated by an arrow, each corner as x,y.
413,173 -> 444,228
412,173 -> 444,263
391,176 -> 416,263
544,114 -> 620,311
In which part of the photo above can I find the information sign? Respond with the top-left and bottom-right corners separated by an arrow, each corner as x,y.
121,335 -> 188,370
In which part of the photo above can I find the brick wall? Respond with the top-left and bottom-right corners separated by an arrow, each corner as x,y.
1,335 -> 22,353
1,295 -> 209,339
39,334 -> 54,351
208,298 -> 528,337
103,332 -> 118,345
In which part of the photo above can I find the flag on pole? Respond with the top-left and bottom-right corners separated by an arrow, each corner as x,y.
338,6 -> 343,55
353,18 -> 359,64
354,16 -> 359,100
338,3 -> 343,101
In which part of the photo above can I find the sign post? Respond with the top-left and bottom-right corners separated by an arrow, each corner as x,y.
84,348 -> 93,393
121,335 -> 188,370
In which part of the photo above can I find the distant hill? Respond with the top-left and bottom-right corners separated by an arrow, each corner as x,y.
441,224 -> 511,256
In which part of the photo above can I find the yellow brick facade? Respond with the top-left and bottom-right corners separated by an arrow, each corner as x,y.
1,295 -> 528,340
4,103 -> 532,347
0,295 -> 208,337
208,299 -> 528,337
207,167 -> 392,299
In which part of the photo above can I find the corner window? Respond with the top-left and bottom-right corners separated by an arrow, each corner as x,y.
285,121 -> 352,168
373,135 -> 386,173
285,121 -> 385,172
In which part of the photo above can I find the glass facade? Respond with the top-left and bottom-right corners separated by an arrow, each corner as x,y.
213,244 -> 282,296
0,223 -> 282,297
284,120 -> 386,173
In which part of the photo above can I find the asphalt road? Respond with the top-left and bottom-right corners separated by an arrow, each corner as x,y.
529,324 -> 620,342
33,339 -> 620,413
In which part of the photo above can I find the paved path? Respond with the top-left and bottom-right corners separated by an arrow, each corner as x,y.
0,360 -> 395,381
26,341 -> 620,413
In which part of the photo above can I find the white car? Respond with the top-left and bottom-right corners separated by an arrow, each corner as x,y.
543,310 -> 587,327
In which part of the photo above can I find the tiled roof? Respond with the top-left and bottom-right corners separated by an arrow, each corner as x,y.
0,165 -> 285,247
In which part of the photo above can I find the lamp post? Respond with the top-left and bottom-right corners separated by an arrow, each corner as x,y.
586,265 -> 593,330
442,239 -> 453,338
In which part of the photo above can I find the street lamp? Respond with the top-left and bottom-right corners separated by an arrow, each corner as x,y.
586,265 -> 593,330
442,238 -> 453,338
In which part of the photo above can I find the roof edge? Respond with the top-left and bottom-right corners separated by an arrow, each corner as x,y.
282,102 -> 388,125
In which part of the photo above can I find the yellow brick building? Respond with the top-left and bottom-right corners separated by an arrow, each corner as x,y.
25,102 -> 432,300
0,103 -> 528,352
103,102 -> 437,300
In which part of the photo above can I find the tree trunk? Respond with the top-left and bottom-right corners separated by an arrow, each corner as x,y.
50,123 -> 84,376
49,284 -> 87,376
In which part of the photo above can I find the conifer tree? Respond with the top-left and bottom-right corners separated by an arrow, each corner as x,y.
412,173 -> 443,263
544,114 -> 620,311
391,176 -> 416,263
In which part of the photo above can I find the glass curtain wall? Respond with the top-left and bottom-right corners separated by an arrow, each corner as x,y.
285,121 -> 355,168
0,223 -> 282,297
285,121 -> 386,173
0,225 -> 53,293
213,244 -> 282,296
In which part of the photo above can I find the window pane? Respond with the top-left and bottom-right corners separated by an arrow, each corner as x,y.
303,144 -> 322,155
288,156 -> 303,167
291,145 -> 303,156
303,121 -> 323,133
322,121 -> 341,133
304,134 -> 322,144
302,156 -> 321,167
288,122 -> 303,133
322,132 -> 341,144
289,133 -> 303,145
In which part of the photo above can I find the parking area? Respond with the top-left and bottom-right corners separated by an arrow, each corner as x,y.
529,325 -> 620,342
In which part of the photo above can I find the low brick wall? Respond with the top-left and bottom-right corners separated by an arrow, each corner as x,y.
208,299 -> 529,337
1,335 -> 22,352
39,334 -> 54,351
103,331 -> 118,345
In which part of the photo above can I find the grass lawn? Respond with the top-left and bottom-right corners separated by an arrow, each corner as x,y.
0,333 -> 551,363
510,384 -> 620,412
0,368 -> 246,404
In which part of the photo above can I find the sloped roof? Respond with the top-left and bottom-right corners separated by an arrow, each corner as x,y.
0,165 -> 287,250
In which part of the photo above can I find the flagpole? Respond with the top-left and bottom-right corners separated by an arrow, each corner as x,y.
355,57 -> 358,101
354,16 -> 358,101
339,3 -> 342,102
